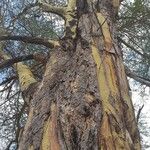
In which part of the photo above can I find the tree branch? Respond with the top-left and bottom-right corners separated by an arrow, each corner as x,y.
136,104 -> 144,123
0,53 -> 47,70
14,1 -> 66,20
0,48 -> 37,92
0,55 -> 33,70
118,37 -> 150,60
125,66 -> 150,87
0,76 -> 16,86
5,140 -> 16,150
14,3 -> 39,20
37,1 -> 66,19
0,35 -> 59,48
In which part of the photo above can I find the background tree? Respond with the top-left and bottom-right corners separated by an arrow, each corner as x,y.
0,0 -> 149,149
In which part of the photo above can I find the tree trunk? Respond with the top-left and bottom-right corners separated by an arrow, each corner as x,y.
18,0 -> 141,149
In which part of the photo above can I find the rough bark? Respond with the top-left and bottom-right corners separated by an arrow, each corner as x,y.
18,0 -> 141,150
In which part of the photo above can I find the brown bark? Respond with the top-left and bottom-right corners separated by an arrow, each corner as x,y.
0,35 -> 59,48
18,0 -> 141,150
0,52 -> 47,69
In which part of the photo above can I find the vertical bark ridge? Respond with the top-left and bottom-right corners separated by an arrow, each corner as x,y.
90,10 -> 141,149
91,44 -> 127,149
116,60 -> 141,149
41,103 -> 60,150
96,13 -> 113,52
18,0 -> 141,149
19,49 -> 69,150
19,45 -> 103,150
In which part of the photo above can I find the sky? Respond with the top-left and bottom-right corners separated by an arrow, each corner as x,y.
131,79 -> 150,149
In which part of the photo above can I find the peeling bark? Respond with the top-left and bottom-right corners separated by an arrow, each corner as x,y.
18,0 -> 141,150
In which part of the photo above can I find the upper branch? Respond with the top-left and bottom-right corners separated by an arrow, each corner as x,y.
15,3 -> 39,20
14,1 -> 66,21
0,46 -> 37,92
136,104 -> 144,123
18,1 -> 78,41
0,54 -> 33,70
37,1 -> 66,19
125,66 -> 150,87
118,37 -> 150,60
0,52 -> 47,70
0,35 -> 60,48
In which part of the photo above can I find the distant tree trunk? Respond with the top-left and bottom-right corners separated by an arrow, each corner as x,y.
18,0 -> 141,149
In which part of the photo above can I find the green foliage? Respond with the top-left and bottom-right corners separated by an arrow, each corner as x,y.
119,1 -> 150,148
119,0 -> 150,79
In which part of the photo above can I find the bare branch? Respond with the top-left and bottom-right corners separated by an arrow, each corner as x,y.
0,78 -> 15,93
136,104 -> 144,123
125,66 -> 150,87
0,35 -> 59,48
118,37 -> 150,60
0,55 -> 33,70
13,3 -> 39,21
38,1 -> 66,19
0,52 -> 47,70
13,1 -> 66,21
0,48 -> 37,92
0,76 -> 16,86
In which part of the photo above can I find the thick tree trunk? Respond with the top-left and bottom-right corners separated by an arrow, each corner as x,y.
18,0 -> 141,149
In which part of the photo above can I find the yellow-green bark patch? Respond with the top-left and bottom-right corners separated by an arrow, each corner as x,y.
28,145 -> 34,150
91,44 -> 118,116
103,55 -> 118,96
65,0 -> 77,39
48,40 -> 60,47
41,118 -> 51,150
41,103 -> 60,150
96,13 -> 112,52
91,44 -> 109,101
113,0 -> 120,8
91,43 -> 133,149
24,108 -> 34,131
16,62 -> 37,91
